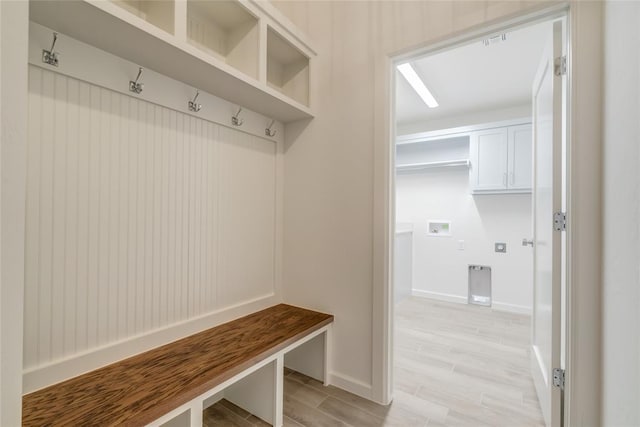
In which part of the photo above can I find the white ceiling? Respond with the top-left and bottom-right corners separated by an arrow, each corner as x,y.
395,21 -> 551,126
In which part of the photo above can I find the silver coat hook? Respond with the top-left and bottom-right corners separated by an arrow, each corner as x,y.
265,120 -> 277,137
188,90 -> 201,112
42,32 -> 59,67
129,67 -> 144,94
232,108 -> 244,126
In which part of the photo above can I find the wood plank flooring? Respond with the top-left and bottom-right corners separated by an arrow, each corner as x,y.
205,297 -> 544,426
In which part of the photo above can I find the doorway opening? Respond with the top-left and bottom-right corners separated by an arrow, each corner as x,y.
389,12 -> 568,427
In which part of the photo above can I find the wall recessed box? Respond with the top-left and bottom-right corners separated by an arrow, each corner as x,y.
187,0 -> 259,79
427,221 -> 451,236
469,265 -> 492,307
267,26 -> 310,106
112,0 -> 175,34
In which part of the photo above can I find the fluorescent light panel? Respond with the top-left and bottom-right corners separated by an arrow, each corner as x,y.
397,63 -> 439,108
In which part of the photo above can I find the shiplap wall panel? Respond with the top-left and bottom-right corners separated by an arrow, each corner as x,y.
24,66 -> 276,370
217,126 -> 276,308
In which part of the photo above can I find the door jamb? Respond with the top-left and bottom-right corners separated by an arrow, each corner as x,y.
379,4 -> 574,426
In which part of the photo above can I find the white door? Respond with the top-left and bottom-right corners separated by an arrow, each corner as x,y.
530,20 -> 564,427
507,124 -> 533,190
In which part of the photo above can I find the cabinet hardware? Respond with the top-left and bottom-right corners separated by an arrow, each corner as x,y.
522,238 -> 534,247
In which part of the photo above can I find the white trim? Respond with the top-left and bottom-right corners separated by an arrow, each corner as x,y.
565,3 -> 603,425
328,372 -> 373,400
411,289 -> 466,305
410,290 -> 532,315
23,293 -> 279,393
492,301 -> 532,316
1,2 -> 28,425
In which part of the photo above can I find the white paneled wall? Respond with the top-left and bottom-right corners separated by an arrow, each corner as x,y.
24,66 -> 276,370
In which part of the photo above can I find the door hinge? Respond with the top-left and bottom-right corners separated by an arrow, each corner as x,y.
554,55 -> 567,76
554,211 -> 567,231
553,368 -> 565,390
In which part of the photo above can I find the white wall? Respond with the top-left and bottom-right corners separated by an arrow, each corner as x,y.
602,1 -> 640,425
1,2 -> 28,425
396,168 -> 532,312
393,226 -> 412,304
273,0 -> 554,401
398,104 -> 531,136
275,1 -> 603,417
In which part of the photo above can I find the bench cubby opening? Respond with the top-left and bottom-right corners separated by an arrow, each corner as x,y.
284,331 -> 327,383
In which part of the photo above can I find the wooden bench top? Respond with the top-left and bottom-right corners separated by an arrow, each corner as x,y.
22,304 -> 333,427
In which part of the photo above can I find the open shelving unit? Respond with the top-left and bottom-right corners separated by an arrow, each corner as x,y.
29,0 -> 315,122
396,135 -> 470,172
186,0 -> 259,79
112,0 -> 175,34
267,26 -> 310,106
396,159 -> 470,172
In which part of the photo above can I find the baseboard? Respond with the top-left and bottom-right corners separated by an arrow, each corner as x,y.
328,372 -> 373,401
411,289 -> 467,304
23,293 -> 280,394
491,301 -> 532,315
411,290 -> 531,315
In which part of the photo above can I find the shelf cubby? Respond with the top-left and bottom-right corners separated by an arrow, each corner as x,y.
112,0 -> 175,34
267,26 -> 310,107
186,0 -> 259,79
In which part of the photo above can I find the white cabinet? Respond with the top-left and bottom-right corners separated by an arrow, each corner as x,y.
508,124 -> 533,190
469,128 -> 509,191
469,124 -> 532,194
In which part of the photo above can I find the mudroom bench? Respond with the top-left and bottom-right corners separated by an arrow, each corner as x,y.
22,304 -> 333,427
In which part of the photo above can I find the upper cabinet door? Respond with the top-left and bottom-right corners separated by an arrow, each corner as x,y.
470,128 -> 509,192
508,124 -> 533,190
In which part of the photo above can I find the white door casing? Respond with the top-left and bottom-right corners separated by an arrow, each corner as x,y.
530,20 -> 564,427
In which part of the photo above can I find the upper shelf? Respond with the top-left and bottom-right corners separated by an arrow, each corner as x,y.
29,0 -> 315,123
396,159 -> 470,172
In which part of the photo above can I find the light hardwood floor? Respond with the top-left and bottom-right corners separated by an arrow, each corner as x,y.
204,297 -> 544,426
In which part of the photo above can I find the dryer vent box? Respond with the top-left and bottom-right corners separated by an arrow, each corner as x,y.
468,265 -> 491,307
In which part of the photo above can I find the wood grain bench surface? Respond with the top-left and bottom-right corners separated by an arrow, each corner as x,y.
22,304 -> 333,427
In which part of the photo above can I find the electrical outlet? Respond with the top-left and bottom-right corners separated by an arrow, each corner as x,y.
495,242 -> 507,253
458,240 -> 465,250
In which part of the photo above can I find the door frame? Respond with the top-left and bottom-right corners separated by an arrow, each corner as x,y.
375,2 -> 603,425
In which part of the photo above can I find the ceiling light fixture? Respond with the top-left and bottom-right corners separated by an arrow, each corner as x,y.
397,63 -> 439,108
